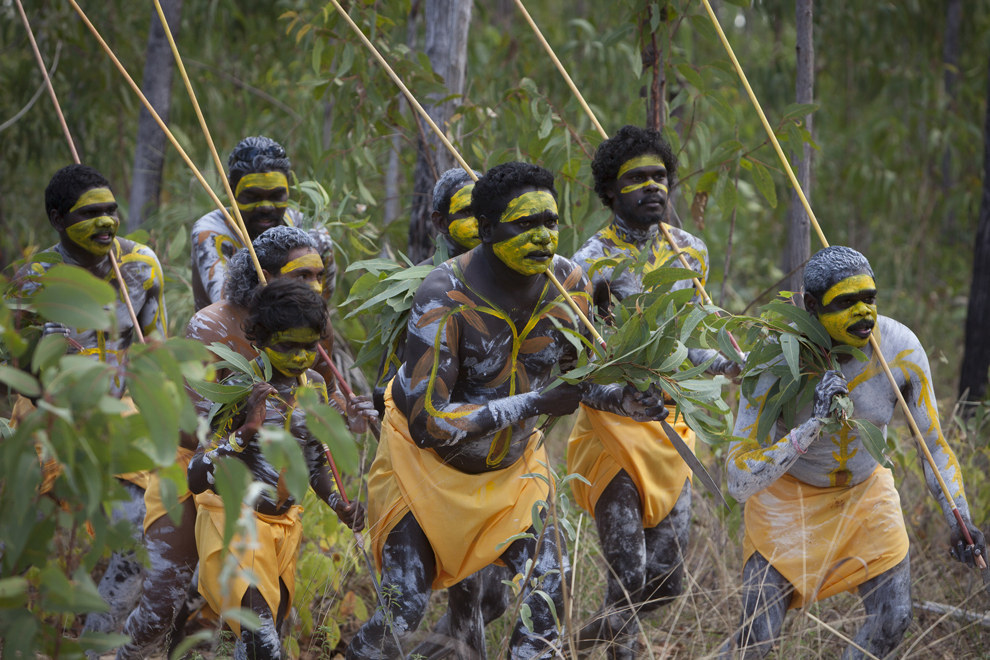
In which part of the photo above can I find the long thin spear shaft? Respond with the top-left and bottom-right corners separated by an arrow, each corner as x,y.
67,0 -> 248,249
148,1 -> 364,500
17,0 -> 145,343
699,0 -> 985,568
329,0 -> 606,350
151,0 -> 260,282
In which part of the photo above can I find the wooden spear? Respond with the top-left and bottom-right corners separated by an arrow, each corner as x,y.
699,0 -> 987,570
16,0 -> 146,344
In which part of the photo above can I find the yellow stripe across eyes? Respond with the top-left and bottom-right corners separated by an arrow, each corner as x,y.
617,155 -> 665,179
500,190 -> 557,224
234,171 -> 288,197
280,253 -> 323,274
619,180 -> 668,195
822,274 -> 876,306
449,184 -> 474,215
70,187 -> 115,212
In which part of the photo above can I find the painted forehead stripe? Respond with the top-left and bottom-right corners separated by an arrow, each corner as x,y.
69,187 -> 115,212
280,253 -> 323,274
449,184 -> 474,214
500,190 -> 557,224
617,154 -> 666,179
234,171 -> 289,198
822,274 -> 876,306
269,327 -> 321,344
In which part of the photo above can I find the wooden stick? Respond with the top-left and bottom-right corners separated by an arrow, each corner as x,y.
330,0 -> 605,348
699,0 -> 985,567
18,0 -> 146,343
67,0 -> 247,249
512,0 -> 742,354
151,0 -> 260,281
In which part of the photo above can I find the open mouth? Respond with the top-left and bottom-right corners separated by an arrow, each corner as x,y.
848,321 -> 875,338
92,232 -> 114,243
527,250 -> 552,261
639,196 -> 665,207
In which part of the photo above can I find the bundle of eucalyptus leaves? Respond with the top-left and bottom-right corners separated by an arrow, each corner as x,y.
739,294 -> 891,467
341,240 -> 451,370
556,252 -> 746,446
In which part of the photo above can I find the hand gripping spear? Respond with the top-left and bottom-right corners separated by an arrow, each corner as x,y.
696,0 -> 987,582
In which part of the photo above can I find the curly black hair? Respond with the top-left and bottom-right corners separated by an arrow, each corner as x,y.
45,164 -> 112,218
225,226 -> 317,307
243,278 -> 328,348
472,161 -> 557,238
227,135 -> 292,192
591,125 -> 677,208
804,246 -> 875,301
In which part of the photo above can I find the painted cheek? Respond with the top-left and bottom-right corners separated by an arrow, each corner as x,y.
448,216 -> 481,249
66,216 -> 119,255
492,228 -> 556,276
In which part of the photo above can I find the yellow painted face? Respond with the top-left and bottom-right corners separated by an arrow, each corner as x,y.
817,274 -> 878,347
492,190 -> 559,276
617,155 -> 668,194
446,184 -> 480,249
279,252 -> 324,293
234,171 -> 289,213
65,187 -> 119,256
262,326 -> 320,377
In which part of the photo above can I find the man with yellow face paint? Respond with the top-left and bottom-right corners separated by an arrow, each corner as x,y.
12,164 -> 167,642
722,246 -> 986,658
566,125 -> 740,659
187,280 -> 364,660
189,135 -> 337,311
349,162 -> 670,659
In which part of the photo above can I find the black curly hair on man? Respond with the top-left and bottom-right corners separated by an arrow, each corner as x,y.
45,164 -> 112,218
227,135 -> 292,192
243,278 -> 328,348
472,161 -> 557,240
591,125 -> 677,208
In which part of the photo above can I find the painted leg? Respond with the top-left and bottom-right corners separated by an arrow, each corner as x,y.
410,571 -> 484,660
844,554 -> 911,660
346,513 -> 435,660
501,517 -> 569,660
578,470 -> 645,659
720,552 -> 792,659
84,481 -> 147,639
233,585 -> 284,660
638,479 -> 690,613
116,496 -> 198,659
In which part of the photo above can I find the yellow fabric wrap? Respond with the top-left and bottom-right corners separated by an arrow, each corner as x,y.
567,404 -> 694,527
194,491 -> 303,635
12,395 -> 147,491
143,447 -> 196,531
742,466 -> 909,609
367,385 -> 551,590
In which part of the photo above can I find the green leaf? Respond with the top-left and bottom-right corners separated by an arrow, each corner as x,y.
259,426 -> 309,505
31,333 -> 68,373
297,388 -> 359,476
213,457 -> 251,547
780,102 -> 820,123
39,566 -> 109,614
207,342 -> 258,378
853,419 -> 892,468
0,365 -> 40,398
188,379 -> 254,404
31,264 -> 115,330
779,333 -> 801,383
751,161 -> 777,208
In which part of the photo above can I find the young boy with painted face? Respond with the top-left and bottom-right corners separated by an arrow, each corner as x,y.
186,279 -> 364,660
115,226 -> 373,659
11,164 -> 167,640
347,162 -> 669,659
190,135 -> 337,311
722,246 -> 986,658
566,125 -> 738,658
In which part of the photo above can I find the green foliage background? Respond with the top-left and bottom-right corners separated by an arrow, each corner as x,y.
2,0 -> 990,655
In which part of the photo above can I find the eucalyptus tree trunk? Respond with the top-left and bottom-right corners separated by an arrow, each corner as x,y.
127,0 -> 182,232
958,54 -> 990,406
781,0 -> 814,306
407,0 -> 472,263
